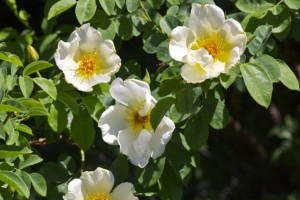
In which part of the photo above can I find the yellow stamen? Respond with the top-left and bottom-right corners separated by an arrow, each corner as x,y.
128,108 -> 152,132
86,192 -> 111,200
191,33 -> 225,60
76,51 -> 102,81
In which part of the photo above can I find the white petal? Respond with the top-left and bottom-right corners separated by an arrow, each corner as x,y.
110,78 -> 152,109
169,26 -> 194,62
80,167 -> 114,195
210,60 -> 225,77
189,4 -> 225,38
181,63 -> 210,83
98,40 -> 121,74
118,128 -> 150,168
55,39 -> 79,71
111,183 -> 138,200
63,179 -> 84,200
133,130 -> 152,158
98,105 -> 129,145
224,47 -> 240,71
150,116 -> 175,159
63,70 -> 93,92
70,23 -> 103,53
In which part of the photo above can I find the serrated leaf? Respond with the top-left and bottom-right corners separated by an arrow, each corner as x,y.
250,54 -> 281,83
0,171 -> 29,198
14,124 -> 33,135
0,51 -> 23,67
248,25 -> 272,56
29,173 -> 47,197
23,61 -> 53,76
99,0 -> 115,15
219,66 -> 240,89
19,76 -> 33,98
241,63 -> 273,108
47,102 -> 68,134
150,97 -> 175,131
48,0 -> 77,20
277,59 -> 299,91
76,0 -> 97,24
0,145 -> 31,159
70,110 -> 95,151
19,154 -> 43,169
33,77 -> 57,100
126,0 -> 139,13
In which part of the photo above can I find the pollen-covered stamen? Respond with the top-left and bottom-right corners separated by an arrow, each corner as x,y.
76,51 -> 102,81
128,108 -> 152,132
86,192 -> 111,200
190,33 -> 225,60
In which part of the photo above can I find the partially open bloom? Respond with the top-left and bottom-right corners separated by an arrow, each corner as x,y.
169,4 -> 247,83
55,23 -> 121,92
98,78 -> 175,168
63,167 -> 138,200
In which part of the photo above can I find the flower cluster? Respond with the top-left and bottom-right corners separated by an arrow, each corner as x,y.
169,4 -> 247,83
55,3 -> 246,199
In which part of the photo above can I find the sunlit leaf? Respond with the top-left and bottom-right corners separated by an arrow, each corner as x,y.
76,0 -> 97,24
0,51 -> 23,67
0,171 -> 29,198
23,61 -> 53,76
33,77 -> 57,100
48,0 -> 77,20
277,59 -> 299,91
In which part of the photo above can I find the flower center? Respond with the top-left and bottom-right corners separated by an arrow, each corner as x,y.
76,51 -> 102,81
191,33 -> 225,60
86,192 -> 111,200
128,109 -> 152,132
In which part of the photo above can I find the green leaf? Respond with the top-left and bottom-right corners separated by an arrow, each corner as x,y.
19,76 -> 33,98
94,12 -> 116,40
284,0 -> 300,9
143,31 -> 168,54
47,102 -> 68,134
150,97 -> 175,131
219,66 -> 240,89
14,124 -> 33,135
0,145 -> 31,159
277,59 -> 299,91
99,0 -> 115,15
19,154 -> 43,169
158,78 -> 185,96
114,16 -> 133,40
0,51 -> 23,67
175,84 -> 194,114
48,0 -> 77,20
250,54 -> 281,83
17,98 -> 48,116
71,110 -> 95,151
0,171 -> 29,198
29,173 -> 47,197
209,99 -> 230,130
115,0 -> 125,8
23,61 -> 53,76
76,0 -> 97,24
137,157 -> 165,188
33,77 -> 57,100
240,63 -> 273,108
110,155 -> 129,186
126,0 -> 139,13
185,112 -> 209,150
159,15 -> 181,34
248,25 -> 272,56
82,95 -> 104,121
57,92 -> 79,115
0,104 -> 21,112
235,0 -> 275,13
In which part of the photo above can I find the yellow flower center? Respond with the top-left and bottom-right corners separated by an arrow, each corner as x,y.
86,192 -> 111,200
128,108 -> 152,132
191,33 -> 225,60
76,51 -> 102,81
